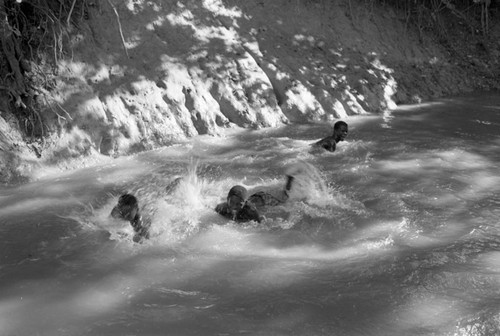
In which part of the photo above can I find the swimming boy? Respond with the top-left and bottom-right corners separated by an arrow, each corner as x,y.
215,175 -> 295,222
110,193 -> 150,242
215,185 -> 263,223
312,120 -> 348,152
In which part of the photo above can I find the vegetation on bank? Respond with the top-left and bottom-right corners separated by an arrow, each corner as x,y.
2,0 -> 497,139
0,0 -> 499,184
1,0 -> 92,138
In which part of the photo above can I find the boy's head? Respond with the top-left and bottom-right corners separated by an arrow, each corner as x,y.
111,193 -> 139,221
227,185 -> 248,211
333,121 -> 348,142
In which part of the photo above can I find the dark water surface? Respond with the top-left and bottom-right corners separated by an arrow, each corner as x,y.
1,94 -> 499,336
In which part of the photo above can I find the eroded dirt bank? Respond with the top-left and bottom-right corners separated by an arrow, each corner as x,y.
1,0 -> 499,184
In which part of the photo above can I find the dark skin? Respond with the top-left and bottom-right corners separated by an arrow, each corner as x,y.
313,121 -> 348,152
247,175 -> 294,207
215,189 -> 263,223
215,177 -> 294,223
111,194 -> 150,242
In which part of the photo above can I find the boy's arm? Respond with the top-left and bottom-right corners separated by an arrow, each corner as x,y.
215,202 -> 229,216
282,175 -> 295,201
131,214 -> 150,242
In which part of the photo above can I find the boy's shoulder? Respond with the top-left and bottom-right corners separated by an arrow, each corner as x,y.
313,136 -> 335,151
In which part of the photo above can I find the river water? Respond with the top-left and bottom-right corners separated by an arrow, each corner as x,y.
1,94 -> 499,336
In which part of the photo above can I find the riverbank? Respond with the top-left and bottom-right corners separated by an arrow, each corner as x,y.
1,0 -> 499,184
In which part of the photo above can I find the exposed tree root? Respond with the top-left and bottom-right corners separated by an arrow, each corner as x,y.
106,0 -> 129,58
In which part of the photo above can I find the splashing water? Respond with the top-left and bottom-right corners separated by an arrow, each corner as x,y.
1,94 -> 500,336
151,158 -> 213,242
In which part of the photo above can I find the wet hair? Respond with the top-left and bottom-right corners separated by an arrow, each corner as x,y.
111,193 -> 139,221
118,194 -> 138,207
333,121 -> 348,130
227,185 -> 248,200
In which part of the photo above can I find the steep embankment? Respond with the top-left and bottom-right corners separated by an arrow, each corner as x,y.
1,0 -> 499,184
